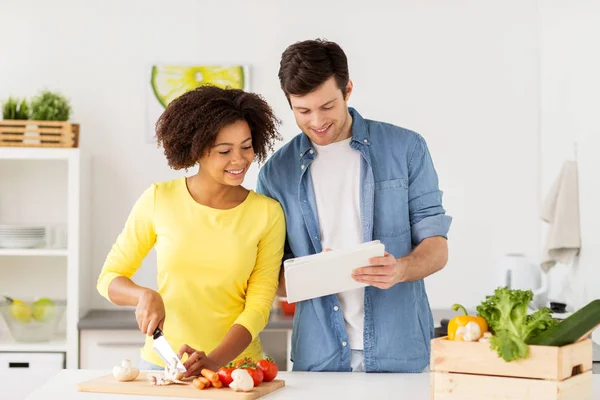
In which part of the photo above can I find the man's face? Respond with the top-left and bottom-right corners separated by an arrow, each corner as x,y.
289,77 -> 353,146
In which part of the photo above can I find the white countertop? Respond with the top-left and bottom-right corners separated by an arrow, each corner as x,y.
24,369 -> 600,400
26,369 -> 424,400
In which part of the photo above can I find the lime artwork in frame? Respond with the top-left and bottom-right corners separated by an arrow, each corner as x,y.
146,64 -> 251,142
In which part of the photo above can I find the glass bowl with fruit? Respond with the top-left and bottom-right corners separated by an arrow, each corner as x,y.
0,296 -> 66,342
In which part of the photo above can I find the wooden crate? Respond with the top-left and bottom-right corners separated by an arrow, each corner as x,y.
0,120 -> 79,148
430,336 -> 593,400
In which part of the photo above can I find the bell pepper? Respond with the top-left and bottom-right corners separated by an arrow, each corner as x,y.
447,304 -> 488,341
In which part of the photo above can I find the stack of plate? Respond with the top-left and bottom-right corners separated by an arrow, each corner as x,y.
0,225 -> 46,249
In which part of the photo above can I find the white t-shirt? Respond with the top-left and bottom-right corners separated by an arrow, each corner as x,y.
310,137 -> 364,350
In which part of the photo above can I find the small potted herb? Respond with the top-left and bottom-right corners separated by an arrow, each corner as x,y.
1,97 -> 30,143
31,90 -> 72,122
2,97 -> 30,120
30,90 -> 72,144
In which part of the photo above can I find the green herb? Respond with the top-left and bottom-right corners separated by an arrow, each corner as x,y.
30,90 -> 71,121
2,97 -> 30,120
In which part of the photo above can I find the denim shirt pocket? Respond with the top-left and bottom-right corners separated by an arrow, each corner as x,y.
373,178 -> 409,237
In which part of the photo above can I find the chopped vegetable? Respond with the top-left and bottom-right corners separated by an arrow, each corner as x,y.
164,358 -> 184,381
448,304 -> 488,341
476,287 -> 557,362
200,368 -> 219,383
147,357 -> 186,386
192,377 -> 206,390
199,377 -> 211,387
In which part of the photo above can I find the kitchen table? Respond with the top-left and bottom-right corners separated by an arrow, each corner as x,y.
24,369 -> 600,400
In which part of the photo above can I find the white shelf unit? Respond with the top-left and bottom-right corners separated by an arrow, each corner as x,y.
0,147 -> 91,369
0,332 -> 67,352
0,249 -> 69,257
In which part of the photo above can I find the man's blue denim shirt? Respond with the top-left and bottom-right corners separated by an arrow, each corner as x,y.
256,107 -> 452,372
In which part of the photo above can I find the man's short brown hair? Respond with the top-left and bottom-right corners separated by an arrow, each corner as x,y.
278,39 -> 350,103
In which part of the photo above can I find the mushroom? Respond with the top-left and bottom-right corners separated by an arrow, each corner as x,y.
229,368 -> 254,392
478,331 -> 493,343
164,357 -> 184,381
147,358 -> 185,386
455,321 -> 483,342
112,359 -> 140,382
148,373 -> 171,386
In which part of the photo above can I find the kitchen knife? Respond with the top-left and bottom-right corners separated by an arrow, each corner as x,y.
152,327 -> 186,372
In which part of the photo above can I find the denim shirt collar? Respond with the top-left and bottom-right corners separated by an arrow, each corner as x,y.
299,107 -> 371,161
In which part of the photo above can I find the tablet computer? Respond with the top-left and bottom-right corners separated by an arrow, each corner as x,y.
283,240 -> 385,303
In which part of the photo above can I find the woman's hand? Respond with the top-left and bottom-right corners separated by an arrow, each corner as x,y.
178,344 -> 220,378
135,289 -> 165,336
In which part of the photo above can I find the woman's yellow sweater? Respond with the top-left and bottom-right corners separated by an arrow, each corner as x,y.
97,177 -> 285,366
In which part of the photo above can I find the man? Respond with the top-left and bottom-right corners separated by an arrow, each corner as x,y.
256,39 -> 452,373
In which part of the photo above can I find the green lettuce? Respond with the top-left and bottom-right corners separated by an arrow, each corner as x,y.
476,287 -> 557,362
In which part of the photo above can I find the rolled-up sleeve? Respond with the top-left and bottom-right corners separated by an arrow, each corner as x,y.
233,201 -> 286,339
408,134 -> 452,245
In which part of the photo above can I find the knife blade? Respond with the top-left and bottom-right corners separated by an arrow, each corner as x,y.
152,327 -> 186,372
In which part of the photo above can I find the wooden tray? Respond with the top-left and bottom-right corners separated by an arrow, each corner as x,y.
430,336 -> 593,400
0,120 -> 79,148
77,372 -> 285,399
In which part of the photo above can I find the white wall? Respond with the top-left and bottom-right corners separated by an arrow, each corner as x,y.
2,0 -> 595,314
539,2 -> 600,316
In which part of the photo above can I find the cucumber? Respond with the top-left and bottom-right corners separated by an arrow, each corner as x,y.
527,299 -> 600,346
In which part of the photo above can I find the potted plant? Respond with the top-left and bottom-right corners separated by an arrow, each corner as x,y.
30,90 -> 71,122
0,90 -> 79,148
2,97 -> 30,120
1,97 -> 30,143
30,90 -> 72,144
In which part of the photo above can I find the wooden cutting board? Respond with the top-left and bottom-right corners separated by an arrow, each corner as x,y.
77,372 -> 285,399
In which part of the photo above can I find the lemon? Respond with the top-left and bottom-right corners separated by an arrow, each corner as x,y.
9,299 -> 32,323
151,65 -> 246,108
32,298 -> 56,322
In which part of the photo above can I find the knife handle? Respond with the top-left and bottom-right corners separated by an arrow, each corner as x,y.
152,327 -> 162,340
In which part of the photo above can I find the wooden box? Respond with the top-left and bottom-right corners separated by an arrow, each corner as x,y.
0,120 -> 79,148
430,336 -> 593,400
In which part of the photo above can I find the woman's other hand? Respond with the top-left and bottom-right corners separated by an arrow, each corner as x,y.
135,289 -> 165,336
178,344 -> 220,378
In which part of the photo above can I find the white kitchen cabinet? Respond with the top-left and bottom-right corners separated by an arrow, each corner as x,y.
0,351 -> 64,371
0,352 -> 64,400
0,148 -> 91,369
79,329 -> 146,369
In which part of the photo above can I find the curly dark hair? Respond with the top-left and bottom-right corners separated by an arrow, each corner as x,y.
155,85 -> 281,170
278,38 -> 349,103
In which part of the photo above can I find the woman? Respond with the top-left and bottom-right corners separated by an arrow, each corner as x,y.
96,85 -> 285,377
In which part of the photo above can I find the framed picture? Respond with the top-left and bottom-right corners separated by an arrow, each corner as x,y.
146,64 -> 251,143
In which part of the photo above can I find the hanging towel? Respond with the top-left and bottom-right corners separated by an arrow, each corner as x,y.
540,160 -> 581,272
